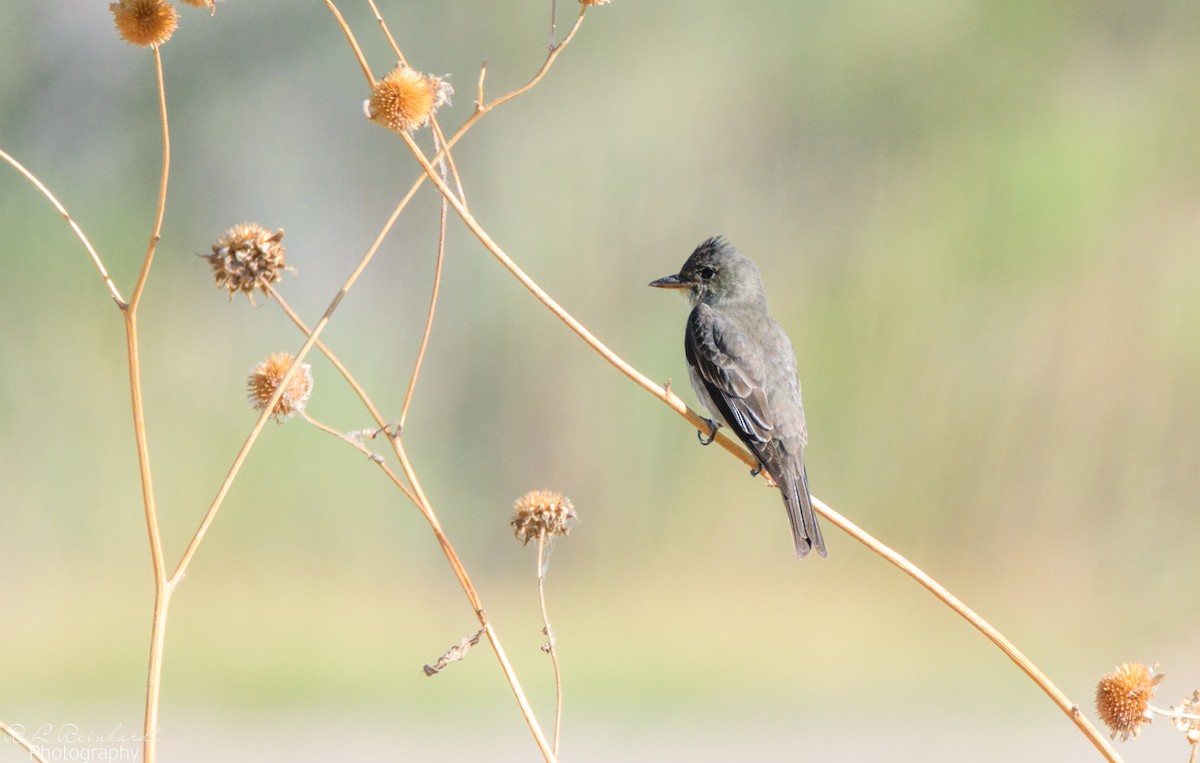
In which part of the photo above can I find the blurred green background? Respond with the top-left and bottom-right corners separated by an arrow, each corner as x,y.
2,1 -> 1199,760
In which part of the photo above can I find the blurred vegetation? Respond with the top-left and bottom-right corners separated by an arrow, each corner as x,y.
2,1 -> 1199,760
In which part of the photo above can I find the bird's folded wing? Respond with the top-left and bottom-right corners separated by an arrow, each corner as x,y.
685,303 -> 774,444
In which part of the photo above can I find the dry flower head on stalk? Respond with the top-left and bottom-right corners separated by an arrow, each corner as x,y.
109,0 -> 178,47
365,65 -> 453,135
1172,691 -> 1200,740
1095,662 -> 1164,741
204,222 -> 288,300
512,490 -> 577,545
247,353 -> 313,423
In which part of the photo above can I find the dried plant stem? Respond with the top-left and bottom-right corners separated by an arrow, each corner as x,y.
0,727 -> 45,763
0,722 -> 48,763
127,309 -> 168,763
267,283 -> 388,428
537,534 -> 563,757
471,8 -> 586,115
366,0 -> 406,67
399,187 -> 447,428
124,46 -> 172,763
401,133 -> 1124,763
301,411 -> 378,457
1189,743 -> 1198,763
300,412 -> 421,504
0,149 -> 123,306
812,495 -> 1121,762
323,0 -> 374,87
129,47 -> 170,309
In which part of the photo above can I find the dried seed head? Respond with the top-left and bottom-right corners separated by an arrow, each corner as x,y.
247,353 -> 313,423
579,0 -> 612,6
366,66 -> 453,134
1171,691 -> 1200,735
205,222 -> 288,300
1095,663 -> 1163,741
109,0 -> 178,47
511,490 -> 577,544
180,0 -> 216,15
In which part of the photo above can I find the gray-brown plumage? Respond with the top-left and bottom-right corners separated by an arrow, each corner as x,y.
650,237 -> 826,558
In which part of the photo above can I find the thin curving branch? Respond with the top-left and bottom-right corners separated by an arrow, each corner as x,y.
399,187 -> 448,429
0,149 -> 125,307
129,46 -> 171,311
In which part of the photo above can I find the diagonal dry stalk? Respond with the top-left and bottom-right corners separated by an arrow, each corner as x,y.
0,721 -> 49,763
397,125 -> 1125,763
0,149 -> 122,305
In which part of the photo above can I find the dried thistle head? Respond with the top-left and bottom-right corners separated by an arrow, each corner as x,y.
366,65 -> 453,135
1095,663 -> 1163,741
205,222 -> 288,300
511,490 -> 577,544
109,0 -> 178,47
247,353 -> 313,423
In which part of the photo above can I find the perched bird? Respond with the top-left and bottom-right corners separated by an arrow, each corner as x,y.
650,237 -> 826,558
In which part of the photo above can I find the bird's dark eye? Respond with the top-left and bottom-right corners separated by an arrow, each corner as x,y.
699,266 -> 717,280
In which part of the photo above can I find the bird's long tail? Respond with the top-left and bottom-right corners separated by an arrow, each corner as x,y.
780,463 -> 827,558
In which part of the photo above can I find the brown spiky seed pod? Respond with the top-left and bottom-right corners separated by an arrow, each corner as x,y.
1095,663 -> 1163,741
205,223 -> 288,300
511,490 -> 577,544
366,66 -> 452,134
247,353 -> 313,423
109,0 -> 178,47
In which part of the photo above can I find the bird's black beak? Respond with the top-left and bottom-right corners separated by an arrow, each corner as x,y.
649,273 -> 692,290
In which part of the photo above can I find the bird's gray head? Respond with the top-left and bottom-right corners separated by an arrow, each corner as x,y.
649,236 -> 766,307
